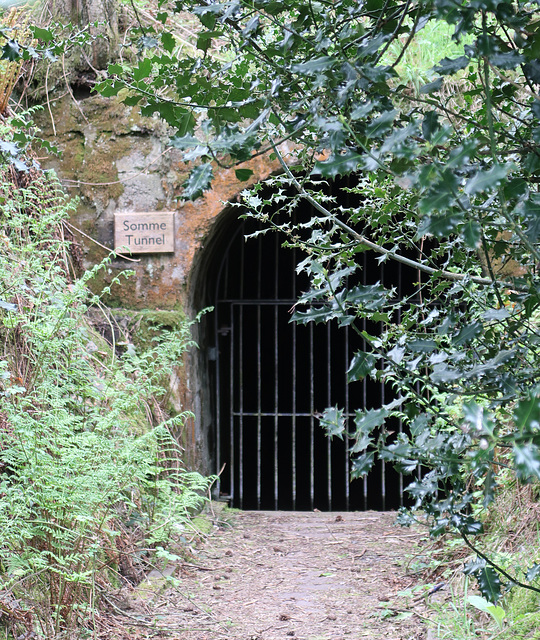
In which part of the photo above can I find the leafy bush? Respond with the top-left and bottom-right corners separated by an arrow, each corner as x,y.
90,0 -> 540,605
0,130 -> 212,637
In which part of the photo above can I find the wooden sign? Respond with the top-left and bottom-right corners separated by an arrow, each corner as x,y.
114,212 -> 175,254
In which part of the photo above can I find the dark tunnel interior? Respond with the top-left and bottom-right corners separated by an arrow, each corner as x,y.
203,178 -> 420,511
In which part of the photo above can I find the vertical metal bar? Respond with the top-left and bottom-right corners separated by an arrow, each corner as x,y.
238,222 -> 245,509
292,244 -> 297,510
292,312 -> 297,510
274,231 -> 279,510
257,304 -> 262,509
257,235 -> 262,509
230,303 -> 236,506
215,290 -> 222,499
327,321 -> 332,510
344,324 -> 350,511
362,251 -> 368,508
238,306 -> 244,509
310,321 -> 315,510
380,259 -> 386,511
398,261 -> 404,506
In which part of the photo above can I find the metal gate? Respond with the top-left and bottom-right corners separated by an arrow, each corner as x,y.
211,211 -> 413,511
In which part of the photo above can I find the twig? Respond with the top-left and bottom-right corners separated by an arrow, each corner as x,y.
45,63 -> 56,136
62,220 -> 140,263
269,141 -> 525,291
62,53 -> 89,124
461,532 -> 540,596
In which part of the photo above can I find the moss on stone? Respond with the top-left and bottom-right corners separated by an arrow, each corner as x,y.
126,308 -> 187,351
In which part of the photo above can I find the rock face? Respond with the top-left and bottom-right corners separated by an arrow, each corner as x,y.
35,91 -> 279,474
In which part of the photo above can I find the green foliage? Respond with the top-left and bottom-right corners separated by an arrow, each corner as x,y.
96,0 -> 540,604
0,157 -> 213,637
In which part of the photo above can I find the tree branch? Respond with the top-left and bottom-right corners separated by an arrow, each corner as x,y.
270,142 -> 522,290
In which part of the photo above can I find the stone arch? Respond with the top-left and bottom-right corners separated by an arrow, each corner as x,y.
188,178 -> 417,511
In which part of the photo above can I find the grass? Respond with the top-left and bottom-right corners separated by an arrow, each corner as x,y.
383,20 -> 473,93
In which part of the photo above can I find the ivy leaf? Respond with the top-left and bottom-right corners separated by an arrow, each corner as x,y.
182,163 -> 214,200
133,58 -> 153,81
347,351 -> 376,382
320,406 -> 345,440
31,27 -> 54,42
161,32 -> 176,53
235,168 -> 254,181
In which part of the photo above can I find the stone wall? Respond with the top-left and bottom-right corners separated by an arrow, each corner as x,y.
35,91 -> 281,474
35,92 -> 279,309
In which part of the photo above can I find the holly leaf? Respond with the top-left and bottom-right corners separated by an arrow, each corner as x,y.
434,55 -> 469,75
462,220 -> 481,248
419,77 -> 443,94
464,164 -> 512,195
453,322 -> 482,346
313,149 -> 363,178
526,564 -> 540,582
292,56 -> 335,74
422,111 -> 440,142
320,406 -> 345,440
365,110 -> 397,139
183,163 -> 214,200
514,444 -> 540,481
353,407 -> 389,435
350,452 -> 375,479
347,351 -> 376,382
2,39 -> 20,61
0,300 -> 17,312
476,567 -> 503,604
514,396 -> 540,434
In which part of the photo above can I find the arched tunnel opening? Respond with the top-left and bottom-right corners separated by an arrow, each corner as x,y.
191,178 -> 420,511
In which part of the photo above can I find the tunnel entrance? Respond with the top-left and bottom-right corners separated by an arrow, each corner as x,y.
201,182 -> 419,511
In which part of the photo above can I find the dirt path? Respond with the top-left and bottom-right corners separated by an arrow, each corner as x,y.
119,509 -> 428,640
